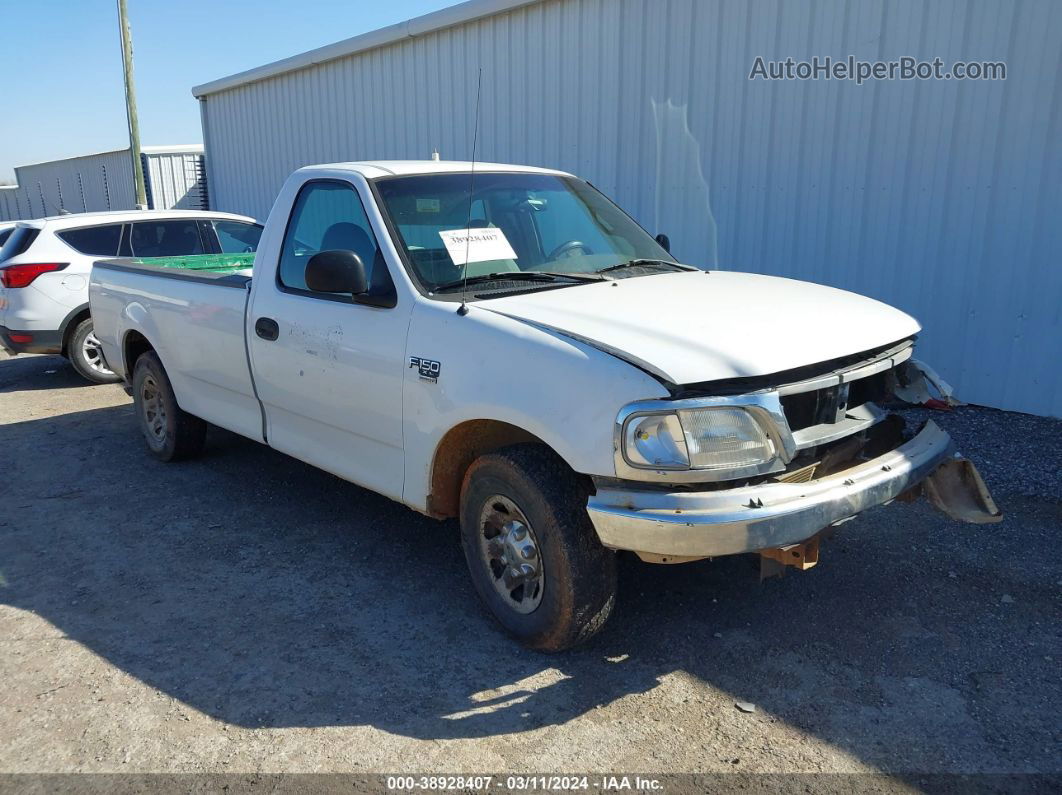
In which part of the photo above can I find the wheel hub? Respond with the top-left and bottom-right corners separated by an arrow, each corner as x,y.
139,375 -> 167,444
82,331 -> 114,375
478,495 -> 544,614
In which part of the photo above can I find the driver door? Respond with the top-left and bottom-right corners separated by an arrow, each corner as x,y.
247,178 -> 409,501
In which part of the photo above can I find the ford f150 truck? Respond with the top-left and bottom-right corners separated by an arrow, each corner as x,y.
89,160 -> 1000,651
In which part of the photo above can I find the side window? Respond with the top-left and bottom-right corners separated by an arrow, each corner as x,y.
278,181 -> 379,292
56,224 -> 123,256
0,227 -> 40,261
130,220 -> 205,258
215,221 -> 263,254
0,229 -> 12,247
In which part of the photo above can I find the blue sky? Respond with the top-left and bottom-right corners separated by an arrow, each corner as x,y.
0,0 -> 454,181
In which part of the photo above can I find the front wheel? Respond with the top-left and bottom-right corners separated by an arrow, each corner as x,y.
460,445 -> 617,651
131,351 -> 207,462
68,318 -> 121,384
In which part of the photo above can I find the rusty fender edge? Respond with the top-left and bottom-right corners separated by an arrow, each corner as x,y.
586,420 -> 1001,560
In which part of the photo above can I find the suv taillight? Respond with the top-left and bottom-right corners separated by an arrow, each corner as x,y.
0,263 -> 67,288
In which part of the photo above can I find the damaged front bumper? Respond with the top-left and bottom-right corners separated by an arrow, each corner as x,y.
586,420 -> 1000,560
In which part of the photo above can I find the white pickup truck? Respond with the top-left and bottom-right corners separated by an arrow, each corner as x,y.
90,160 -> 1000,650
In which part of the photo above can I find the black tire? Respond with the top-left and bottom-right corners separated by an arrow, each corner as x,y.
459,444 -> 617,651
131,351 -> 207,462
68,318 -> 122,384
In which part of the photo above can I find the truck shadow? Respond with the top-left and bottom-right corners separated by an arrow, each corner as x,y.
0,353 -> 93,392
1,396 -> 1058,774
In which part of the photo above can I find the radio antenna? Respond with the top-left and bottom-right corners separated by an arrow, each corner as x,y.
456,67 -> 482,317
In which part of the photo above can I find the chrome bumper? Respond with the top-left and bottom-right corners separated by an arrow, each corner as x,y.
586,420 -> 956,558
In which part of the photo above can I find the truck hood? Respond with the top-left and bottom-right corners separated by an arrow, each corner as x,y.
479,270 -> 920,385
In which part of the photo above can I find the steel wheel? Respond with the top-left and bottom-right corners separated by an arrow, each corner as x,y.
139,374 -> 167,446
131,351 -> 206,461
81,331 -> 114,376
477,494 -> 544,614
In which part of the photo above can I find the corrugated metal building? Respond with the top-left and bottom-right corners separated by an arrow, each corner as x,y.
142,145 -> 210,211
0,186 -> 27,223
0,145 -> 208,221
192,0 -> 1061,417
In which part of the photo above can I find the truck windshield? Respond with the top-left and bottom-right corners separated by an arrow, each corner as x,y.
374,172 -> 675,295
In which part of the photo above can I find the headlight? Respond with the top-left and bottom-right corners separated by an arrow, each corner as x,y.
622,407 -> 776,471
624,413 -> 690,469
677,407 -> 776,469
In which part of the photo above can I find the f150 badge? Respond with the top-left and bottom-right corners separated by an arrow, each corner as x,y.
409,356 -> 441,383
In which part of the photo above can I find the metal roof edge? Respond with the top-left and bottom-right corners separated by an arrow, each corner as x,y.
191,0 -> 542,98
15,147 -> 130,169
141,144 -> 204,155
15,144 -> 201,170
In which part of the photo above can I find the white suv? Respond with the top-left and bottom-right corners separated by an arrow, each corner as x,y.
0,210 -> 261,382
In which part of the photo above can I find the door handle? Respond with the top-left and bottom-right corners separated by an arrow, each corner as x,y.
255,317 -> 279,341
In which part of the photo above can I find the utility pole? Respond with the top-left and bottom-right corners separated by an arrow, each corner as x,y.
117,0 -> 147,209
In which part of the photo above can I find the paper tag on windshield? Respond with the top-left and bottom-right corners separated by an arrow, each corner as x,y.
438,227 -> 518,266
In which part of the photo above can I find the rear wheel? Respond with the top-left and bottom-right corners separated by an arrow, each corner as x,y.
132,351 -> 207,461
68,318 -> 121,384
460,445 -> 617,651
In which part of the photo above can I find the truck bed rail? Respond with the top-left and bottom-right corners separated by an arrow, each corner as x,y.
93,255 -> 253,288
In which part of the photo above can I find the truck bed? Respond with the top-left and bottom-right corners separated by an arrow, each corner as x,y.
93,253 -> 255,288
89,253 -> 264,443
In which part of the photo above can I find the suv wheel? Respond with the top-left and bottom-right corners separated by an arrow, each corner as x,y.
68,318 -> 121,384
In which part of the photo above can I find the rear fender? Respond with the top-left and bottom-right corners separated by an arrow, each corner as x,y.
58,303 -> 91,351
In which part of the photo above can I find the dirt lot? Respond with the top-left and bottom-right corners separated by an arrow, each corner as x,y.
1,349 -> 1060,787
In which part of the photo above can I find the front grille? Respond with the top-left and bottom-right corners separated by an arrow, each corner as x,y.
848,369 -> 891,407
780,369 -> 891,432
780,390 -> 825,431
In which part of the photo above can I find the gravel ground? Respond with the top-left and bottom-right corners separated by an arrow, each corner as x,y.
1,349 -> 1060,788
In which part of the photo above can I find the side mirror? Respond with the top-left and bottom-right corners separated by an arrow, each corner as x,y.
655,233 -> 671,253
305,250 -> 368,295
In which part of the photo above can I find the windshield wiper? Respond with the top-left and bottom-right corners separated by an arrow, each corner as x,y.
595,259 -> 698,275
433,270 -> 606,293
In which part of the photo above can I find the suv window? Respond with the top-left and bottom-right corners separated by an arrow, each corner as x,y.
130,220 -> 205,258
0,227 -> 40,261
0,229 -> 12,248
57,224 -> 123,256
214,220 -> 263,254
278,181 -> 379,292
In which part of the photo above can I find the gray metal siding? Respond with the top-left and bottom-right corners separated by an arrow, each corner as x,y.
142,151 -> 209,210
0,187 -> 31,222
199,0 -> 1062,417
11,150 -> 137,217
0,149 -> 209,221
